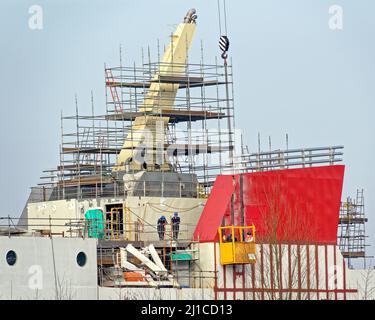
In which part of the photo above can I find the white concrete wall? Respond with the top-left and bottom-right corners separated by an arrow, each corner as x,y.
125,196 -> 205,242
27,199 -> 79,234
1,234 -> 373,300
192,242 -> 216,289
26,196 -> 205,242
0,236 -> 98,300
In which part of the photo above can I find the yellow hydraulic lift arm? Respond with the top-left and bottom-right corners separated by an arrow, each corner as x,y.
113,9 -> 197,172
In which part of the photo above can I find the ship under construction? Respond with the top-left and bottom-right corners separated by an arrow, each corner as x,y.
0,8 -> 372,300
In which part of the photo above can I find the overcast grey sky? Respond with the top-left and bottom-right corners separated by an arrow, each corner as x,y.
0,0 -> 374,261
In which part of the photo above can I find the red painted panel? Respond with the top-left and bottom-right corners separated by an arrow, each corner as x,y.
194,165 -> 344,244
193,174 -> 235,242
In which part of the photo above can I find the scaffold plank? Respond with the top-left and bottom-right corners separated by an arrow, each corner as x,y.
105,109 -> 226,122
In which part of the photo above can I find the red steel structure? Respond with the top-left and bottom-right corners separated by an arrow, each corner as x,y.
193,165 -> 358,300
194,165 -> 345,244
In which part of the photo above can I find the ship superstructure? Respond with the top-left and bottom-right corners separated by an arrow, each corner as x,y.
0,8 -> 372,300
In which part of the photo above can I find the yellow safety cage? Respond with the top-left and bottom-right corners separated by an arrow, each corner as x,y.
218,225 -> 257,265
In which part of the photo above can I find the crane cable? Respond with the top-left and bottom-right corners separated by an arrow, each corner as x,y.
217,0 -> 230,59
217,0 -> 222,36
217,0 -> 228,36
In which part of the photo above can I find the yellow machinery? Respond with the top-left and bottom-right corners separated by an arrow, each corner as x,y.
123,206 -> 132,240
112,9 -> 197,172
218,225 -> 256,265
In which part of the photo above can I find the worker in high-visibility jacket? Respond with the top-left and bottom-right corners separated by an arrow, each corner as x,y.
245,231 -> 254,243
